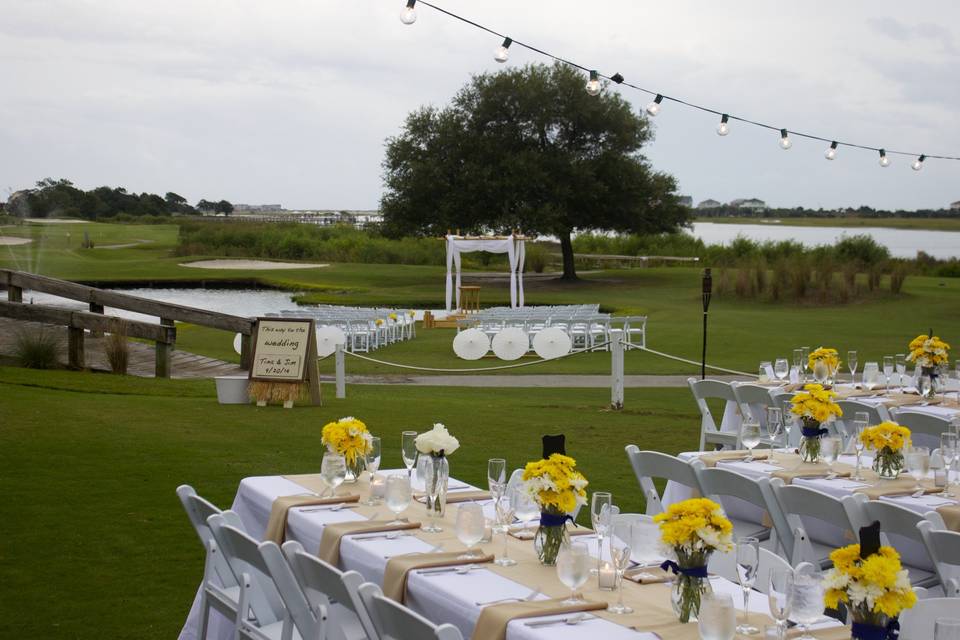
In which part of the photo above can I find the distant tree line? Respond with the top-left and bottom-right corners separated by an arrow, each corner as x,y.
696,204 -> 957,219
1,178 -> 233,220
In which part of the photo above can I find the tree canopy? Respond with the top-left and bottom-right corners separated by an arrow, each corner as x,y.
380,62 -> 689,279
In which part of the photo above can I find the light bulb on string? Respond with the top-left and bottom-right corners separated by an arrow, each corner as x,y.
912,154 -> 926,171
400,0 -> 417,25
716,114 -> 730,136
645,94 -> 663,116
879,149 -> 890,167
825,141 -> 838,160
779,129 -> 792,150
494,37 -> 512,63
585,70 -> 601,96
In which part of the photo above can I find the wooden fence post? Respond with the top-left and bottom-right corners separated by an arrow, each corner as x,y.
89,302 -> 104,337
240,333 -> 252,370
610,328 -> 624,410
335,344 -> 346,399
68,326 -> 85,369
156,318 -> 175,378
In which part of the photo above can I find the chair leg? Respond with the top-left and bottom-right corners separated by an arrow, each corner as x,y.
199,591 -> 211,640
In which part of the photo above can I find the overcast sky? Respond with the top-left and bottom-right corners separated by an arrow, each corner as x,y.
2,1 -> 958,211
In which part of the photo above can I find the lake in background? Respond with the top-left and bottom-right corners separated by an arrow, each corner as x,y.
689,222 -> 960,259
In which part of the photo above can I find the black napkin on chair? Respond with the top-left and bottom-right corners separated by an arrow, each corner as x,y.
542,434 -> 566,458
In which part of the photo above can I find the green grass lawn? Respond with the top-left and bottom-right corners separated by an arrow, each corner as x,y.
694,216 -> 960,231
0,366 -> 697,639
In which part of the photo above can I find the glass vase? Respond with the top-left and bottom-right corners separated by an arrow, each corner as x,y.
669,554 -> 713,623
850,605 -> 895,639
421,453 -> 448,533
799,419 -> 823,463
344,455 -> 365,483
534,518 -> 569,566
920,366 -> 938,400
872,446 -> 904,480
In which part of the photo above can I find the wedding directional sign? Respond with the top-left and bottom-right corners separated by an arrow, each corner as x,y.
249,317 -> 322,405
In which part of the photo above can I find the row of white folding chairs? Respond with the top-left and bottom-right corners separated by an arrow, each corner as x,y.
457,315 -> 646,353
269,310 -> 416,352
177,485 -> 459,640
624,447 -> 960,596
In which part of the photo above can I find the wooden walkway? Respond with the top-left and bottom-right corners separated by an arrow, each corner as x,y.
0,318 -> 245,379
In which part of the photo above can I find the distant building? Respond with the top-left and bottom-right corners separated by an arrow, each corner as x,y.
677,195 -> 693,207
951,200 -> 960,211
234,204 -> 284,212
729,198 -> 767,211
697,199 -> 722,209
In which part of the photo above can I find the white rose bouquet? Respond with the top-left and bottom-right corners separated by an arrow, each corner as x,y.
415,423 -> 460,457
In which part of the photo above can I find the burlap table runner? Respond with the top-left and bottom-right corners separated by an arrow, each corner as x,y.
264,493 -> 360,544
771,462 -> 852,483
435,490 -> 491,504
852,477 -> 939,500
471,597 -> 608,640
699,449 -> 770,468
318,520 -> 422,565
382,550 -> 494,602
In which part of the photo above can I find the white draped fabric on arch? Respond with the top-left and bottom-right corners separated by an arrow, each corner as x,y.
444,234 -> 527,312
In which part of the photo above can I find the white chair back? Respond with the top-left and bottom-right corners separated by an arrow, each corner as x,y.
731,383 -> 777,425
688,378 -> 744,450
769,479 -> 864,567
855,497 -> 942,587
891,410 -> 954,450
624,447 -> 705,515
176,485 -> 238,587
918,521 -> 960,597
707,546 -> 791,594
357,583 -> 463,640
836,400 -> 887,426
259,541 -> 326,640
696,467 -> 785,552
898,597 -> 959,639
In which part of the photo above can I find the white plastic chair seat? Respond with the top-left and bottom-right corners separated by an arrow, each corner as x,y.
242,619 -> 304,640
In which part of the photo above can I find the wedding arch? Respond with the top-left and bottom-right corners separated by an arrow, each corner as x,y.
445,234 -> 526,312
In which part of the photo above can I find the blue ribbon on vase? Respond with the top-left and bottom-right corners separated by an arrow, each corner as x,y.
539,512 -> 575,528
851,619 -> 900,640
801,426 -> 829,438
659,560 -> 709,578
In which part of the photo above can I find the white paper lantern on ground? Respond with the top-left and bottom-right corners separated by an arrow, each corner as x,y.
492,327 -> 529,361
453,328 -> 490,360
233,332 -> 243,355
533,327 -> 572,360
316,326 -> 347,357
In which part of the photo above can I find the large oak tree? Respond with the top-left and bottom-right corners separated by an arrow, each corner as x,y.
380,62 -> 689,279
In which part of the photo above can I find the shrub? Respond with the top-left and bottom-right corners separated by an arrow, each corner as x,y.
104,320 -> 129,375
524,244 -> 550,273
834,235 -> 890,266
890,266 -> 908,294
14,328 -> 62,369
867,265 -> 883,291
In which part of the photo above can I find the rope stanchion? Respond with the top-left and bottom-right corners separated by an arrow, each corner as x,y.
623,342 -> 753,377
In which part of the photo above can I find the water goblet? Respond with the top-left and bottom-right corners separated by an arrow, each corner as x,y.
935,618 -> 960,640
493,496 -> 516,567
847,350 -> 858,385
863,362 -> 879,391
511,485 -> 539,538
759,362 -> 772,383
385,474 -> 412,524
741,420 -> 762,462
455,502 -> 486,559
883,356 -> 894,395
736,536 -> 760,635
590,491 -> 613,574
852,412 -> 869,481
941,432 -> 957,498
401,431 -> 418,478
906,446 -> 930,493
774,358 -> 789,383
360,436 -> 382,505
320,452 -> 347,497
556,542 -> 591,604
821,436 -> 841,478
767,567 -> 794,640
789,564 -> 824,640
608,522 -> 634,614
765,407 -> 783,465
699,593 -> 736,640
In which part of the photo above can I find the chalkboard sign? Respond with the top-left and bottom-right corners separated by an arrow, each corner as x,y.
249,317 -> 321,404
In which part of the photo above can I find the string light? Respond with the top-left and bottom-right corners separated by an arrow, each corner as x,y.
645,94 -> 663,116
716,114 -> 729,136
400,0 -> 417,25
494,37 -> 512,63
585,70 -> 601,96
400,0 -> 960,169
779,129 -> 792,150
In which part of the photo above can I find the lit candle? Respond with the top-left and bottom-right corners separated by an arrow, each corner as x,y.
370,473 -> 386,499
598,561 -> 616,590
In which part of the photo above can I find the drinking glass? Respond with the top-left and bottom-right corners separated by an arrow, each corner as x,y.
556,542 -> 591,604
608,522 -> 634,614
698,592 -> 736,640
591,491 -> 613,574
401,431 -> 418,478
774,358 -> 789,383
759,361 -> 772,383
895,354 -> 906,393
511,484 -> 539,538
493,496 -> 516,567
488,458 -> 506,503
847,350 -> 858,384
883,356 -> 894,395
320,452 -> 347,497
801,347 -> 811,381
736,536 -> 760,635
455,502 -> 486,559
789,564 -> 824,640
956,360 -> 960,403
385,474 -> 412,524
906,446 -> 930,492
935,618 -> 960,640
852,412 -> 869,481
863,362 -> 880,391
941,433 -> 957,498
741,420 -> 762,462
767,567 -> 793,640
361,436 -> 382,505
821,436 -> 841,477
766,407 -> 783,465
793,349 -> 804,381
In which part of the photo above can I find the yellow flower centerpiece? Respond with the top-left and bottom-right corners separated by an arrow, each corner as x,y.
521,454 -> 588,565
860,422 -> 911,480
790,384 -> 843,463
654,498 -> 733,623
907,333 -> 951,399
823,523 -> 916,639
321,416 -> 373,481
809,347 -> 841,385
388,312 -> 398,321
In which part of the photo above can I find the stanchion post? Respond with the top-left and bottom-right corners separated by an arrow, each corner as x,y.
335,343 -> 346,399
701,268 -> 712,381
610,328 -> 624,410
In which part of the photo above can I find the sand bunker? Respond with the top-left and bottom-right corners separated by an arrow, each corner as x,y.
25,218 -> 86,224
0,236 -> 32,246
179,259 -> 329,270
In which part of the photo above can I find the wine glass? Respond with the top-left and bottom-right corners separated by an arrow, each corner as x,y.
699,592 -> 736,640
591,491 -> 613,574
741,420 -> 762,462
847,350 -> 858,385
790,564 -> 824,640
736,536 -> 760,635
768,567 -> 794,640
511,483 -> 539,539
493,496 -> 516,567
895,354 -> 906,393
361,436 -> 382,505
320,452 -> 347,497
852,412 -> 869,482
488,458 -> 506,503
608,521 -> 634,614
774,358 -> 789,384
821,436 -> 841,478
556,542 -> 591,604
941,432 -> 957,498
801,346 -> 811,382
385,474 -> 412,524
906,446 -> 930,493
883,356 -> 894,395
401,431 -> 418,478
935,618 -> 960,640
793,349 -> 804,382
766,407 -> 783,466
759,362 -> 772,383
455,503 -> 486,559
863,361 -> 880,391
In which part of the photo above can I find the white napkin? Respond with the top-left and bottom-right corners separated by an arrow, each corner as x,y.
717,460 -> 783,476
880,494 -> 957,509
343,532 -> 435,559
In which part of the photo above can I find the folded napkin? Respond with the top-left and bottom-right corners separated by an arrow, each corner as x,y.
624,566 -> 672,584
382,550 -> 494,602
854,478 -> 939,500
471,597 -> 608,640
317,519 -> 421,565
699,449 -> 770,468
436,490 -> 492,504
264,493 -> 360,544
771,464 -> 851,483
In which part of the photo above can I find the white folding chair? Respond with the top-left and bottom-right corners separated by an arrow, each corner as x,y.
624,447 -> 705,515
836,400 -> 888,427
769,478 -> 865,568
357,583 -> 463,640
622,315 -> 646,349
282,540 -> 378,640
207,513 -> 296,640
707,547 -> 792,594
696,467 -> 784,549
176,485 -> 243,640
898,597 -> 959,639
259,541 -> 327,640
853,496 -> 943,588
730,383 -> 777,430
918,521 -> 960,597
890,410 -> 954,451
688,378 -> 746,451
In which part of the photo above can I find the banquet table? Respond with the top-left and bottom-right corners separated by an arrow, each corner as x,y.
179,470 -> 846,640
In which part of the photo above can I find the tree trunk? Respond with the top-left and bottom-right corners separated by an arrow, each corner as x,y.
559,232 -> 578,281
